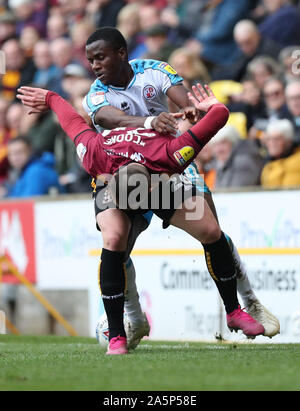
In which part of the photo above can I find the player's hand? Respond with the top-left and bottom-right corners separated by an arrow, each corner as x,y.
17,86 -> 49,114
181,106 -> 203,124
188,83 -> 219,113
152,112 -> 178,134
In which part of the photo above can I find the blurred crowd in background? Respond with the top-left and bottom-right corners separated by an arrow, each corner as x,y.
1,0 -> 300,198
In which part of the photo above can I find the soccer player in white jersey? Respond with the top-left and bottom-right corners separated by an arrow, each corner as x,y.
83,27 -> 280,347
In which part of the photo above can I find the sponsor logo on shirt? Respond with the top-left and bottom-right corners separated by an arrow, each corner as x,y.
158,62 -> 177,75
90,91 -> 105,105
143,85 -> 157,100
173,146 -> 195,166
77,143 -> 87,162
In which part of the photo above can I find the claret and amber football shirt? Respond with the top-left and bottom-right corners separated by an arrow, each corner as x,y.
46,91 -> 229,179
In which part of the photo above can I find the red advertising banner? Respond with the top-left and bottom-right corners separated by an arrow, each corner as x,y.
0,201 -> 36,283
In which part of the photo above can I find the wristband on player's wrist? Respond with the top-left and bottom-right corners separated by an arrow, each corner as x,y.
143,116 -> 156,129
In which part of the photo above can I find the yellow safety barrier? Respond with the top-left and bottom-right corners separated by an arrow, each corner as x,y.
89,247 -> 300,257
0,255 -> 78,336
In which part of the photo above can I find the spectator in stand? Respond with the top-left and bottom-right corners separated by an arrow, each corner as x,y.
46,12 -> 69,41
8,0 -> 48,38
61,63 -> 91,100
259,0 -> 300,48
19,24 -> 40,57
6,102 -> 24,139
0,38 -> 36,101
168,47 -> 211,88
246,55 -> 283,89
138,3 -> 162,32
227,78 -> 267,132
58,88 -> 92,193
0,11 -> 17,47
0,98 -> 13,183
50,0 -> 88,28
116,3 -> 147,60
262,76 -> 290,121
1,136 -> 62,198
142,24 -> 177,62
49,37 -> 75,70
160,0 -> 205,44
190,0 -> 252,68
18,106 -> 62,156
70,19 -> 95,75
86,0 -> 126,28
32,40 -> 61,88
210,124 -> 265,188
48,37 -> 81,96
168,47 -> 211,112
248,76 -> 290,139
217,19 -> 281,81
261,119 -> 300,187
285,80 -> 300,143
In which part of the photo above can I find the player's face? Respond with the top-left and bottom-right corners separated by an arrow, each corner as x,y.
86,40 -> 127,86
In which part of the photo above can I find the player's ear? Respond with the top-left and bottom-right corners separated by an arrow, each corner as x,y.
118,47 -> 128,61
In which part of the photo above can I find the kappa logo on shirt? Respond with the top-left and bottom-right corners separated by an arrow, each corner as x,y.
90,91 -> 105,105
173,146 -> 195,166
143,85 -> 157,100
121,101 -> 130,111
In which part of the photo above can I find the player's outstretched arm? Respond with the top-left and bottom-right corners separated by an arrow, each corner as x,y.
17,86 -> 96,142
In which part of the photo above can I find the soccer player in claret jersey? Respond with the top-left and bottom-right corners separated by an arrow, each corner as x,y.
18,83 -> 265,355
82,27 -> 280,345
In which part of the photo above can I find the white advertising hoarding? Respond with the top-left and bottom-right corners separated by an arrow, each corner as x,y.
32,190 -> 300,342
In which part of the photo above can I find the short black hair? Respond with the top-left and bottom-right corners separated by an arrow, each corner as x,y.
86,27 -> 127,52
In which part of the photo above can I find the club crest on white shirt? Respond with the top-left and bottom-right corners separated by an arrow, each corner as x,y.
143,85 -> 157,100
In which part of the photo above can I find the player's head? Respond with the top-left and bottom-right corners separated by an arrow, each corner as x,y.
86,27 -> 129,85
173,109 -> 199,137
108,163 -> 151,210
176,116 -> 194,136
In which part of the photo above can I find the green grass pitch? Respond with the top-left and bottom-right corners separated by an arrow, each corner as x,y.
0,335 -> 300,391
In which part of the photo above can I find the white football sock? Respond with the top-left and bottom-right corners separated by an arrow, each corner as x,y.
124,258 -> 145,325
225,234 -> 258,307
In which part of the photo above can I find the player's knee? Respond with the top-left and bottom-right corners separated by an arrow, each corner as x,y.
102,233 -> 127,251
201,222 -> 221,244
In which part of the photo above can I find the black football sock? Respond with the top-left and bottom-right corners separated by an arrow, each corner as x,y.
202,232 -> 239,314
99,248 -> 127,340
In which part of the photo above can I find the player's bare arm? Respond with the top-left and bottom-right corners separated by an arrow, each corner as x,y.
94,104 -> 179,134
93,84 -> 203,135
